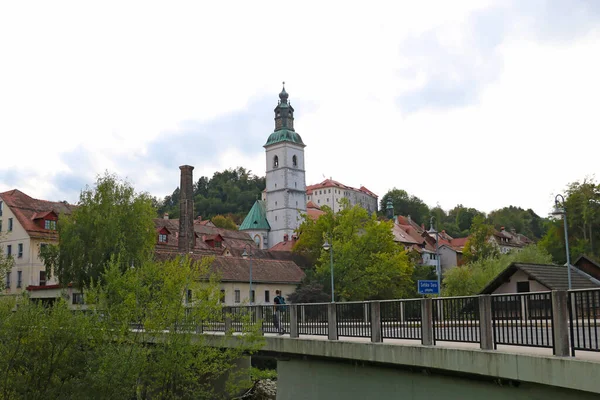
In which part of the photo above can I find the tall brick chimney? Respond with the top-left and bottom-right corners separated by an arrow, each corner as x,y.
178,165 -> 195,253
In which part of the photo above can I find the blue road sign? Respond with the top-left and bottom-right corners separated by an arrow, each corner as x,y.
418,280 -> 439,295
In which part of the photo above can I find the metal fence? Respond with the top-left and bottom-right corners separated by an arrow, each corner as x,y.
336,302 -> 371,338
491,292 -> 553,349
381,299 -> 421,340
569,289 -> 600,355
260,305 -> 290,334
191,288 -> 600,358
433,296 -> 480,343
297,303 -> 329,336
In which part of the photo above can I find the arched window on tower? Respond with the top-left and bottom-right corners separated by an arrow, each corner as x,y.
253,235 -> 261,247
273,155 -> 279,168
292,155 -> 297,167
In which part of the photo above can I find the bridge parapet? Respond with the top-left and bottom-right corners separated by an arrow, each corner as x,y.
200,288 -> 599,357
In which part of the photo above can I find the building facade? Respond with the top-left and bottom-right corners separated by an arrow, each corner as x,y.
0,190 -> 75,294
306,179 -> 377,214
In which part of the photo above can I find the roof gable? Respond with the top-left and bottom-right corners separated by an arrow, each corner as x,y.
239,200 -> 270,231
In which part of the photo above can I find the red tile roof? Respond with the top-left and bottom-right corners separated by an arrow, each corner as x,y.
0,189 -> 76,240
270,238 -> 297,252
155,252 -> 305,284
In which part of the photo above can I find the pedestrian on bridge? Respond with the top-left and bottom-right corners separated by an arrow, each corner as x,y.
274,290 -> 287,335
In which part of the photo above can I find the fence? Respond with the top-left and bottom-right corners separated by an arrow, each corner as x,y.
491,292 -> 554,349
195,288 -> 599,357
569,289 -> 600,355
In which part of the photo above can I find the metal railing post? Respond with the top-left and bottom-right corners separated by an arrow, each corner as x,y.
552,290 -> 570,357
370,301 -> 382,343
421,298 -> 434,346
290,304 -> 299,338
328,303 -> 338,340
479,295 -> 494,350
255,306 -> 264,336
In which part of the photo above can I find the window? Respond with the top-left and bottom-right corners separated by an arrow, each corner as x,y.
254,235 -> 261,246
275,201 -> 277,206
516,281 -> 530,293
17,243 -> 23,258
158,234 -> 167,243
220,289 -> 226,303
72,293 -> 84,305
327,198 -> 329,202
235,290 -> 240,303
5,272 -> 10,289
39,271 -> 46,286
275,216 -> 277,221
292,155 -> 297,167
187,289 -> 192,302
6,245 -> 11,257
16,271 -> 22,288
273,156 -> 279,168
328,189 -> 331,193
44,220 -> 56,230
265,290 -> 270,303
250,290 -> 255,303
295,182 -> 297,188
215,240 -> 222,248
8,218 -> 13,231
317,200 -> 320,204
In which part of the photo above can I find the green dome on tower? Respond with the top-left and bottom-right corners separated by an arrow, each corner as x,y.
264,83 -> 305,147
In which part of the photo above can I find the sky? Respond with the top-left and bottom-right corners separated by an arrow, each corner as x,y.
1,0 -> 599,218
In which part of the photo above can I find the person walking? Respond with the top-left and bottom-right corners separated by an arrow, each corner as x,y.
273,290 -> 286,335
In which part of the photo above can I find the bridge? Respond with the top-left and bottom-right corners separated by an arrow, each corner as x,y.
198,288 -> 600,399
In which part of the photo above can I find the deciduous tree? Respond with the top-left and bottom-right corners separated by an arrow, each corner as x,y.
462,215 -> 498,263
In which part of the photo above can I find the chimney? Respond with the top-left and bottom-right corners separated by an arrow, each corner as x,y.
500,226 -> 505,232
163,213 -> 169,220
178,165 -> 195,253
408,215 -> 412,224
283,234 -> 289,242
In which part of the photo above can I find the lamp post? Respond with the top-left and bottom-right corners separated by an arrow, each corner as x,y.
242,245 -> 253,304
427,216 -> 441,295
323,237 -> 334,303
552,194 -> 572,290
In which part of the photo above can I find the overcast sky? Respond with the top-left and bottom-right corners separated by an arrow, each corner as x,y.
1,0 -> 599,217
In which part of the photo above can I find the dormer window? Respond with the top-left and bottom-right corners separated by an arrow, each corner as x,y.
273,156 -> 279,168
158,234 -> 167,243
44,220 -> 57,230
292,155 -> 297,167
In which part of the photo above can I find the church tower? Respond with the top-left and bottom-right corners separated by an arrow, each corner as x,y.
264,83 -> 307,248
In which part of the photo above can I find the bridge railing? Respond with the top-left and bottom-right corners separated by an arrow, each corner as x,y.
210,288 -> 599,357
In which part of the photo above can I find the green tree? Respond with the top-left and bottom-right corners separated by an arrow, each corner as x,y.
539,178 -> 600,263
379,188 -> 430,226
296,200 -> 413,301
443,245 -> 553,296
462,215 -> 498,263
211,215 -> 238,230
40,172 -> 157,290
0,256 -> 263,399
487,206 -> 546,240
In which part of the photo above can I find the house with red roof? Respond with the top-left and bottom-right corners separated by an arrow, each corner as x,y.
0,189 -> 76,296
306,178 -> 377,215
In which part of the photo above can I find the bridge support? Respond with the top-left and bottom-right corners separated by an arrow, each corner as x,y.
290,305 -> 299,338
370,301 -> 382,343
479,295 -> 493,350
328,303 -> 338,340
421,298 -> 434,346
552,290 -> 570,357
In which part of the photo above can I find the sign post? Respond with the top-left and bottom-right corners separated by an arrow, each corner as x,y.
418,280 -> 439,296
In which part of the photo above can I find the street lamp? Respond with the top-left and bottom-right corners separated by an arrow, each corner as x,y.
242,245 -> 254,304
323,237 -> 334,303
427,216 -> 441,295
551,194 -> 572,290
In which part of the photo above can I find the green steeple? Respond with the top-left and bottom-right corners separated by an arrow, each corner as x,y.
265,82 -> 305,147
239,200 -> 271,231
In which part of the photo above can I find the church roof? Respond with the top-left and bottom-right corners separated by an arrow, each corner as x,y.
239,200 -> 271,231
264,128 -> 305,147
